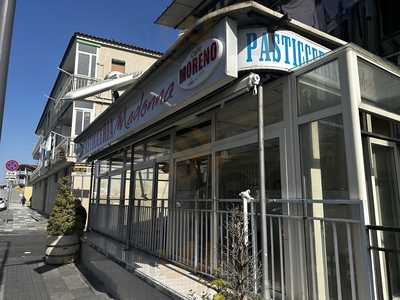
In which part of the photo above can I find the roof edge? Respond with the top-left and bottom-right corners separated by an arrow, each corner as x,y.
75,1 -> 347,143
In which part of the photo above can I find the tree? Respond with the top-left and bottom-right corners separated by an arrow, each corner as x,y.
217,208 -> 261,300
47,176 -> 78,235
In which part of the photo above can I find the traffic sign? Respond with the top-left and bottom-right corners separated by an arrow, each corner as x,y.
5,160 -> 19,171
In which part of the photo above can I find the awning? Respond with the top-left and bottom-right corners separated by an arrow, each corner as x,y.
62,71 -> 143,101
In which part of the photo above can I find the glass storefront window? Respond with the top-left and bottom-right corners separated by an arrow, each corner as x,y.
216,139 -> 281,200
175,121 -> 211,152
216,84 -> 283,140
147,135 -> 170,159
99,160 -> 109,176
109,174 -> 121,205
299,114 -> 349,199
91,174 -> 97,203
134,168 -> 153,207
124,170 -> 131,206
156,162 -> 169,207
110,150 -> 125,171
175,156 -> 211,209
98,177 -> 108,204
134,144 -> 145,163
358,59 -> 400,114
297,60 -> 341,115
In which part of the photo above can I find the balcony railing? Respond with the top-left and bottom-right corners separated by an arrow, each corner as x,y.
32,137 -> 43,158
54,74 -> 98,115
29,166 -> 42,182
51,137 -> 76,163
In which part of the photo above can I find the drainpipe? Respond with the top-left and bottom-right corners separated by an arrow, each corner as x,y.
0,0 -> 16,140
251,74 -> 271,299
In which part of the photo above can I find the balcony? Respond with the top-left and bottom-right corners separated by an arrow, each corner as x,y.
53,74 -> 98,115
29,166 -> 42,182
32,137 -> 43,159
51,137 -> 76,164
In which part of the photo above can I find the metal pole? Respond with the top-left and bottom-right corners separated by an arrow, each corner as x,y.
0,0 -> 16,140
258,84 -> 270,299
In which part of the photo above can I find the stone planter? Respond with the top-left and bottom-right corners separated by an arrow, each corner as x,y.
45,234 -> 80,265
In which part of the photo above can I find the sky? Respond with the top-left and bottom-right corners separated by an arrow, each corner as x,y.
0,1 -> 178,184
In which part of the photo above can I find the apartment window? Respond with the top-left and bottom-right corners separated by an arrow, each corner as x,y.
111,59 -> 125,73
75,109 -> 91,135
76,43 -> 98,78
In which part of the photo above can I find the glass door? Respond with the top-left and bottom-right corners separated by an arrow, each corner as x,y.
173,155 -> 212,271
131,163 -> 155,250
367,137 -> 400,300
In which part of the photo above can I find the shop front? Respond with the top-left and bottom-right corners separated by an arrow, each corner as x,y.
75,4 -> 400,300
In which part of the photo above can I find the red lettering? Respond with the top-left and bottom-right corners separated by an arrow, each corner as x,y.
192,57 -> 198,74
140,99 -> 148,117
186,61 -> 192,79
198,53 -> 203,70
203,47 -> 210,65
210,41 -> 217,60
165,81 -> 174,102
179,67 -> 186,84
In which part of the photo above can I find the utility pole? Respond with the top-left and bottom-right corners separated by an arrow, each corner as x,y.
0,0 -> 16,140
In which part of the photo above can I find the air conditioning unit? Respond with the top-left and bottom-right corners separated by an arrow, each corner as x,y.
104,71 -> 125,80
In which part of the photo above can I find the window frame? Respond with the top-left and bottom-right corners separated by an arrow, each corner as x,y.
74,42 -> 98,78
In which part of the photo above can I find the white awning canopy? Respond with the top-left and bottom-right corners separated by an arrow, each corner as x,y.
62,71 -> 143,101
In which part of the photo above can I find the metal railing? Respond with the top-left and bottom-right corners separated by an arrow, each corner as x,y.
54,74 -> 98,113
88,198 -> 369,299
32,137 -> 43,158
51,137 -> 76,163
29,166 -> 42,182
367,224 -> 400,300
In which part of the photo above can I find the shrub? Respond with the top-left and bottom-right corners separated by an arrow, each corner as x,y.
47,177 -> 78,235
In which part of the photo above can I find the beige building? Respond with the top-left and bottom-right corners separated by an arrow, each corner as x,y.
30,32 -> 161,215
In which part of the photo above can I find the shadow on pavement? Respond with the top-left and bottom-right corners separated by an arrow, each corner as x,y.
0,241 -> 10,288
34,263 -> 59,274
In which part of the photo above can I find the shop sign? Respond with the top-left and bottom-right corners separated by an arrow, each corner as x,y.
238,29 -> 330,72
179,38 -> 223,89
78,18 -> 238,159
72,165 -> 88,173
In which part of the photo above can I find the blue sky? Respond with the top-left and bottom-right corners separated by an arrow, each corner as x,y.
0,1 -> 178,183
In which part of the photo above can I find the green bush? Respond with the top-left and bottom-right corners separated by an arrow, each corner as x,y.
47,177 -> 78,236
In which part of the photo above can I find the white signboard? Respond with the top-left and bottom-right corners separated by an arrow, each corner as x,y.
5,171 -> 16,180
179,38 -> 224,90
238,29 -> 330,72
78,18 -> 238,159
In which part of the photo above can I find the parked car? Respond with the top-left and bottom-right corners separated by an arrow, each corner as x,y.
0,198 -> 6,210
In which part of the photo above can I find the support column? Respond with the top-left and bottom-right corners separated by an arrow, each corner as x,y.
257,84 -> 270,299
0,0 -> 15,140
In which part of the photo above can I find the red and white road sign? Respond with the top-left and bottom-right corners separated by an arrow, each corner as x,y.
5,160 -> 19,171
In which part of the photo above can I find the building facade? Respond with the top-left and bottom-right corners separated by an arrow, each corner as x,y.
30,33 -> 161,216
16,163 -> 36,187
156,0 -> 400,66
74,2 -> 399,300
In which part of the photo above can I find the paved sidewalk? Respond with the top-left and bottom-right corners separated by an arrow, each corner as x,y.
0,206 -> 112,300
0,204 -> 47,233
1,255 -> 111,300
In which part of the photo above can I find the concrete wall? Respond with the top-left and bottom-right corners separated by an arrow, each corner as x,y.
97,46 -> 158,80
80,243 -> 172,300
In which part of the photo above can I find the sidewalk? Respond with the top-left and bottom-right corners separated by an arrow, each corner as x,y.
0,206 -> 112,300
2,255 -> 111,300
0,203 -> 47,233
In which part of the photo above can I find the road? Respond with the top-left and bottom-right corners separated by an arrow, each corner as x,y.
0,204 -> 111,300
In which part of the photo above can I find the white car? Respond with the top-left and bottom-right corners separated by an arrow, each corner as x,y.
0,198 -> 6,210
